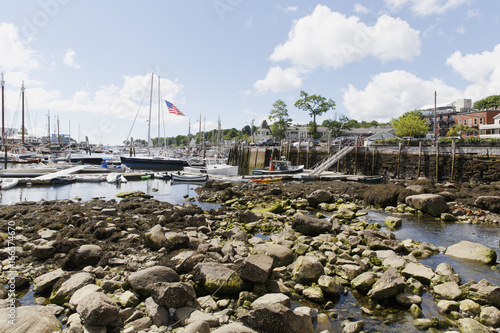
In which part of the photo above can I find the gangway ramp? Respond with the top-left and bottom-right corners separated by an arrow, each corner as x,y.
310,146 -> 354,176
34,165 -> 87,180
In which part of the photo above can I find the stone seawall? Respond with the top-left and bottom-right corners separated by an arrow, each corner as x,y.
228,144 -> 500,182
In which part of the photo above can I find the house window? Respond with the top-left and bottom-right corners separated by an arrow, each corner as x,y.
474,118 -> 477,125
464,119 -> 467,125
458,120 -> 462,124
480,118 -> 484,124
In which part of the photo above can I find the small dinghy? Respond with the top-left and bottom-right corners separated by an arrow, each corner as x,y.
106,172 -> 128,184
0,178 -> 18,190
170,173 -> 208,182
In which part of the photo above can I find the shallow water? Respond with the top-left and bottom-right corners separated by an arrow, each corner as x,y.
0,178 -> 218,211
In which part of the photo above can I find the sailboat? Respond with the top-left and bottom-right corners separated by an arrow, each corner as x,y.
120,73 -> 189,170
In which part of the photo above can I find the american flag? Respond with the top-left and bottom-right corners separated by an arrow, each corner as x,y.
165,100 -> 185,116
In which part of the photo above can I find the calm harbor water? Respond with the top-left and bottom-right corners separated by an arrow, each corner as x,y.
6,179 -> 500,332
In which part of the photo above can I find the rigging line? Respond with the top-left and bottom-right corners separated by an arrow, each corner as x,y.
124,83 -> 150,144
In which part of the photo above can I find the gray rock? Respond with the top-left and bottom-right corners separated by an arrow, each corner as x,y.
292,256 -> 324,284
152,282 -> 196,308
127,266 -> 180,297
466,279 -> 500,308
33,268 -> 65,292
479,306 -> 500,327
240,254 -> 273,283
64,244 -> 103,270
435,262 -> 461,284
251,293 -> 291,309
145,296 -> 169,326
239,210 -> 263,223
211,323 -> 258,332
186,214 -> 207,227
192,262 -> 245,295
343,320 -> 364,333
174,307 -> 220,327
457,318 -> 491,333
306,189 -> 332,205
351,272 -> 377,293
474,196 -> 500,214
182,320 -> 211,333
292,213 -> 332,236
239,303 -> 314,333
50,271 -> 94,305
437,300 -> 459,313
395,292 -> 422,307
401,262 -> 435,285
253,243 -> 294,267
76,292 -> 120,326
0,305 -> 61,333
446,240 -> 497,264
31,244 -> 56,260
144,224 -> 167,249
432,281 -> 462,300
164,231 -> 190,251
124,316 -> 152,331
367,267 -> 405,300
317,275 -> 340,298
69,284 -> 103,309
405,194 -> 449,217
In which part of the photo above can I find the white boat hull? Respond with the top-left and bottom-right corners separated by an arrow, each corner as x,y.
106,173 -> 128,183
0,178 -> 18,190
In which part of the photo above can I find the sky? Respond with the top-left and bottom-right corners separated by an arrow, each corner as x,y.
0,0 -> 499,146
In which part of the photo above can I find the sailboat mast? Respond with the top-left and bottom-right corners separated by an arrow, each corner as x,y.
187,119 -> 190,153
147,73 -> 154,151
1,72 -> 4,146
21,81 -> 25,145
158,76 -> 161,151
47,111 -> 50,149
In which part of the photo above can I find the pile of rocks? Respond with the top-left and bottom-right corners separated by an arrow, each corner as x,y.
0,179 -> 498,332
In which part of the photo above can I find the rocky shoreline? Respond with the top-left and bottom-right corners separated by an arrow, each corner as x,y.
0,178 -> 499,333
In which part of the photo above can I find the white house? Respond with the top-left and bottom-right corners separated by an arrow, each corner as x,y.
479,113 -> 500,139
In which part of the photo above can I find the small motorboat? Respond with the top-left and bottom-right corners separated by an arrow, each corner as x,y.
106,172 -> 128,184
252,158 -> 303,175
170,173 -> 208,182
50,177 -> 77,185
0,178 -> 19,190
357,175 -> 384,184
251,177 -> 283,183
154,172 -> 171,180
74,174 -> 107,182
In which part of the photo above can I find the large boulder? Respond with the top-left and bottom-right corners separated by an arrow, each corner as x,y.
33,268 -> 65,292
367,267 -> 405,300
76,292 -> 120,326
466,279 -> 500,308
239,254 -> 274,283
151,282 -> 196,308
306,190 -> 332,206
401,262 -> 435,285
0,306 -> 61,333
49,272 -> 94,305
127,266 -> 180,298
144,224 -> 167,249
239,303 -> 313,333
63,244 -> 103,270
192,262 -> 245,295
405,194 -> 448,217
292,256 -> 324,284
292,213 -> 332,236
446,240 -> 497,264
253,243 -> 294,267
474,196 -> 500,214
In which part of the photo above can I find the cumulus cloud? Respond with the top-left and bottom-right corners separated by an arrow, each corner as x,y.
383,0 -> 471,16
63,49 -> 80,69
343,70 -> 461,122
0,22 -> 40,71
353,4 -> 370,15
269,5 -> 421,69
253,66 -> 304,94
446,44 -> 500,101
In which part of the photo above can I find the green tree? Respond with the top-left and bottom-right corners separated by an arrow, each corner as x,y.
391,110 -> 429,138
446,124 -> 478,137
473,95 -> 500,110
322,115 -> 356,138
241,125 -> 252,136
294,91 -> 336,139
269,100 -> 292,140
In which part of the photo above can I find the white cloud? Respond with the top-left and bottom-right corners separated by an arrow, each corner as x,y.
446,44 -> 500,100
269,5 -> 421,69
63,49 -> 80,69
353,4 -> 370,15
253,66 -> 304,94
0,23 -> 40,71
343,70 -> 461,122
276,5 -> 298,13
456,25 -> 466,34
383,0 -> 471,16
466,8 -> 480,19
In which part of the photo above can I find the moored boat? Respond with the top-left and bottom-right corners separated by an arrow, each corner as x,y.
120,156 -> 188,170
106,173 -> 128,184
0,178 -> 19,190
251,177 -> 283,183
170,173 -> 208,182
252,158 -> 303,175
